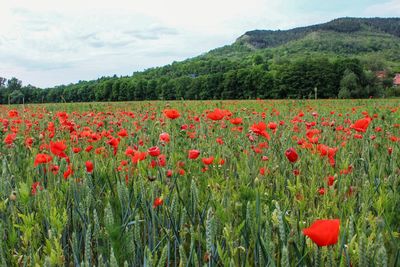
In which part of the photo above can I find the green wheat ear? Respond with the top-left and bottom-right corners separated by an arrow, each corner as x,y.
104,202 -> 114,229
246,201 -> 255,237
190,179 -> 198,216
281,245 -> 289,267
93,209 -> 100,249
347,216 -> 354,244
0,223 -> 6,266
117,180 -> 129,212
72,232 -> 79,264
375,233 -> 387,267
192,250 -> 199,267
125,226 -> 135,264
274,201 -> 286,244
179,244 -> 187,267
97,254 -> 106,267
84,224 -> 92,267
110,247 -> 118,267
144,246 -> 153,267
206,207 -> 215,258
358,233 -> 367,267
43,257 -> 51,267
157,244 -> 168,267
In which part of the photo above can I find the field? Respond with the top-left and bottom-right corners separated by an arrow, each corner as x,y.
0,99 -> 399,266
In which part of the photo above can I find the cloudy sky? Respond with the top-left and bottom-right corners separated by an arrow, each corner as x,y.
0,0 -> 399,88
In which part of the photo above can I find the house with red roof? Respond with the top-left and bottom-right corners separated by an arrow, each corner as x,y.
375,71 -> 387,79
394,74 -> 400,86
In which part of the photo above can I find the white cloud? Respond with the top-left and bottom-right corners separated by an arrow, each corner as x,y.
364,0 -> 400,16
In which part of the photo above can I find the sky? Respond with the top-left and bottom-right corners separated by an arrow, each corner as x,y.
0,0 -> 399,88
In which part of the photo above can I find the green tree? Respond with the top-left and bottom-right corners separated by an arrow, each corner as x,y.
0,77 -> 6,88
339,69 -> 360,98
9,90 -> 24,104
7,77 -> 22,91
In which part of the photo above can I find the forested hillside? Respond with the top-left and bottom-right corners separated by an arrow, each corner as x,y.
1,17 -> 400,103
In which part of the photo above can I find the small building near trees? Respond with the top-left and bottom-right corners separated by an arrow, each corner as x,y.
394,74 -> 400,86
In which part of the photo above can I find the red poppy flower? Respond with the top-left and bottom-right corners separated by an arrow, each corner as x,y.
159,132 -> 170,143
117,129 -> 128,137
4,133 -> 16,145
230,118 -> 243,125
50,165 -> 59,175
250,122 -> 271,140
107,137 -> 120,148
153,197 -> 163,208
267,122 -> 278,131
158,154 -> 166,167
31,182 -> 43,195
125,147 -> 135,156
202,156 -> 214,165
86,161 -> 94,173
354,134 -> 363,139
25,137 -> 34,148
8,110 -> 19,118
216,137 -> 224,145
163,109 -> 180,119
107,137 -> 120,155
63,165 -> 73,180
188,149 -> 200,159
131,151 -> 147,163
250,121 -> 266,134
303,219 -> 340,246
327,175 -> 335,186
148,146 -> 161,157
95,147 -> 105,155
207,108 -> 224,121
318,188 -> 326,195
50,141 -> 67,158
150,160 -> 157,168
351,117 -> 371,133
285,148 -> 298,163
34,153 -> 53,167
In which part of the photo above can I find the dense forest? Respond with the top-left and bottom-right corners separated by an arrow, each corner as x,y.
1,17 -> 400,104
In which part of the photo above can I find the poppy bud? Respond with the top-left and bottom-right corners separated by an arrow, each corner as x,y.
285,148 -> 298,163
85,161 -> 94,173
9,191 -> 17,201
188,149 -> 200,159
153,197 -> 163,208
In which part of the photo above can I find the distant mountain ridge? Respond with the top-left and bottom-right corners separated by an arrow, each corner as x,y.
235,17 -> 400,49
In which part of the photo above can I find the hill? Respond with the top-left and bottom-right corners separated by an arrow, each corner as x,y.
236,17 -> 400,49
1,17 -> 400,103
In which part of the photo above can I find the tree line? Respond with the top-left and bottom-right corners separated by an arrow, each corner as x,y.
0,56 -> 398,104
